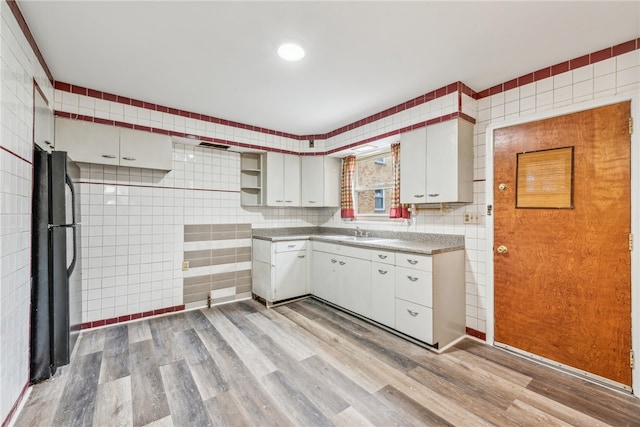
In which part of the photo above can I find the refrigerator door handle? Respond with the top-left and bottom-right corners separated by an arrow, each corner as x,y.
65,173 -> 78,278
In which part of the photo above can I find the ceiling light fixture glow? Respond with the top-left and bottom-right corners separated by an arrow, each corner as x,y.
277,43 -> 305,61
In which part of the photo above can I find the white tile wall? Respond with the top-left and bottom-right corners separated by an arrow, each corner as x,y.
0,1 -> 54,423
78,143 -> 334,322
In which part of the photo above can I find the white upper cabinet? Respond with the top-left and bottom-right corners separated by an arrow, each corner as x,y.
265,152 -> 300,206
400,127 -> 428,204
119,128 -> 172,170
300,156 -> 340,207
400,118 -> 474,204
34,89 -> 55,152
55,118 -> 173,170
55,118 -> 120,165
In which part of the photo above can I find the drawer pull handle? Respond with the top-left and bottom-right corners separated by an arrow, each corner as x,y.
101,154 -> 116,159
407,309 -> 419,317
378,269 -> 388,275
339,261 -> 346,266
297,255 -> 305,259
331,259 -> 337,263
285,200 -> 293,203
122,157 -> 136,161
308,200 -> 317,203
287,244 -> 296,248
414,194 -> 424,198
275,199 -> 283,202
428,193 -> 439,197
407,259 -> 418,265
407,276 -> 418,282
378,254 -> 387,259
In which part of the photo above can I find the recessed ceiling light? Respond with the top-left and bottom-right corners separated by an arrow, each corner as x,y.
277,43 -> 305,62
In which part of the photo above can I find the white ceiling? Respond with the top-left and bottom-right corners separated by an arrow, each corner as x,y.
17,1 -> 640,136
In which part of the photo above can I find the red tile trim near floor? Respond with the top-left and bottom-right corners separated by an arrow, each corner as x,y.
79,304 -> 186,330
466,327 -> 487,341
1,379 -> 29,427
474,38 -> 639,99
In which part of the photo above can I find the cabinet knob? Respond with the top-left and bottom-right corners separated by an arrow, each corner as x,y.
377,254 -> 387,259
414,194 -> 424,198
428,193 -> 440,197
407,259 -> 418,265
122,157 -> 136,161
378,269 -> 388,275
102,154 -> 116,159
407,309 -> 419,317
407,275 -> 418,282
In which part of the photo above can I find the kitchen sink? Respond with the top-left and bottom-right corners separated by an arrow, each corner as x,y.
318,235 -> 384,242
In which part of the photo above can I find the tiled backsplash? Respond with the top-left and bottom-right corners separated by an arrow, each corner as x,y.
183,224 -> 252,307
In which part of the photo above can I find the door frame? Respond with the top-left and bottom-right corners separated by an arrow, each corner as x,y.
485,92 -> 640,396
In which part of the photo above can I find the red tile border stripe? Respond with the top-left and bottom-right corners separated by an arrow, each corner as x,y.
466,327 -> 486,341
6,0 -> 54,83
0,146 -> 32,165
80,304 -> 186,330
474,37 -> 638,99
1,379 -> 29,427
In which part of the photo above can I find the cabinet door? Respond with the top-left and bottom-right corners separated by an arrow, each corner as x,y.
371,262 -> 395,328
283,154 -> 301,206
266,153 -> 285,205
425,119 -> 474,203
400,127 -> 427,204
55,118 -> 120,165
34,89 -> 54,152
339,256 -> 371,317
300,156 -> 324,206
119,128 -> 172,170
274,250 -> 307,301
323,156 -> 341,207
311,251 -> 339,303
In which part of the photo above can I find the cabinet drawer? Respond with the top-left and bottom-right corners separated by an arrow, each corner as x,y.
395,299 -> 433,344
395,267 -> 432,307
370,249 -> 395,265
312,241 -> 370,260
396,253 -> 432,270
275,240 -> 307,252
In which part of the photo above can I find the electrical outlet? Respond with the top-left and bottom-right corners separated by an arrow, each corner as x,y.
182,261 -> 189,271
464,213 -> 481,224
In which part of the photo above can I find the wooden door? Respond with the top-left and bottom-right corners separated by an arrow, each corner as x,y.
493,102 -> 632,387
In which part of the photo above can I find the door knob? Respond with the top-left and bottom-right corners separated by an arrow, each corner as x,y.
496,245 -> 508,254
498,183 -> 507,191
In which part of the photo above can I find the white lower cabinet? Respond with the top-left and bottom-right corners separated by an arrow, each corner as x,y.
371,262 -> 395,328
252,239 -> 308,304
339,256 -> 371,318
395,299 -> 433,344
311,250 -> 339,302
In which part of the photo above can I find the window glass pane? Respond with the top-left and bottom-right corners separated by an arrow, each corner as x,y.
356,153 -> 394,188
356,188 -> 392,215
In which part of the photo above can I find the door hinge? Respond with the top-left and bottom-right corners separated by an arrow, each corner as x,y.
631,350 -> 635,369
630,117 -> 633,135
630,233 -> 634,251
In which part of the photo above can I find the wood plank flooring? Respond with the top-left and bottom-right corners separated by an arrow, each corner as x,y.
14,298 -> 640,426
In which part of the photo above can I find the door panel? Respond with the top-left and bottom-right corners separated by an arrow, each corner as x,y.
493,102 -> 632,386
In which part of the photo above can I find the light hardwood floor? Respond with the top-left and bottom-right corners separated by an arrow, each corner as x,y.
14,298 -> 640,426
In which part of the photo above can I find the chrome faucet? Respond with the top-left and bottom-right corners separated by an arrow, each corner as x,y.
355,227 -> 369,237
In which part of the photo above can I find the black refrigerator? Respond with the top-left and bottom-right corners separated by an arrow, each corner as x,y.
30,149 -> 82,383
